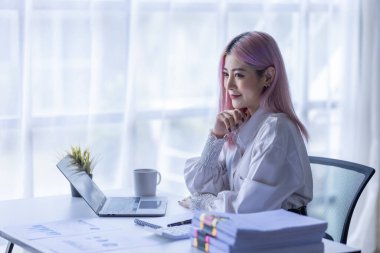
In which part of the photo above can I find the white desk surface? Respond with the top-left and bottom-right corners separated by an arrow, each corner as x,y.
0,192 -> 360,253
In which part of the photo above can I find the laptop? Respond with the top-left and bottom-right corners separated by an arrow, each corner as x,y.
56,156 -> 167,217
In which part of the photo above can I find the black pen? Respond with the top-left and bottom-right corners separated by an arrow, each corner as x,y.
167,219 -> 192,227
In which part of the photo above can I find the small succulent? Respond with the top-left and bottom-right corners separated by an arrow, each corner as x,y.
66,145 -> 94,176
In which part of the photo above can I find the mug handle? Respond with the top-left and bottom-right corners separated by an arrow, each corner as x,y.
156,171 -> 161,185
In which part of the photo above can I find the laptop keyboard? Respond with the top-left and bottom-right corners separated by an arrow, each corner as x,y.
106,197 -> 140,213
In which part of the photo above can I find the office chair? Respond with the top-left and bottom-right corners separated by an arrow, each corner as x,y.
307,156 -> 375,244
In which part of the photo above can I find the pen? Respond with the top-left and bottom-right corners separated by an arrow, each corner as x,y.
167,219 -> 192,227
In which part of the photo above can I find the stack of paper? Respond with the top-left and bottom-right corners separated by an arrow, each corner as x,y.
190,209 -> 327,253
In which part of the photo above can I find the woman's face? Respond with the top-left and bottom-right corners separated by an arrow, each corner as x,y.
223,54 -> 266,114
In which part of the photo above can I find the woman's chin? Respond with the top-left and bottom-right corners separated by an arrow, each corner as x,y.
231,103 -> 244,110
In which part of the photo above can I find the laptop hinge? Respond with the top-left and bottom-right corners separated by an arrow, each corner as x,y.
97,196 -> 107,213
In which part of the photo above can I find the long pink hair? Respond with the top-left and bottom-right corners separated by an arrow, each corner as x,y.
218,31 -> 309,140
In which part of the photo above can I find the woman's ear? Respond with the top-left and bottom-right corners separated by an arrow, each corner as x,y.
264,67 -> 275,86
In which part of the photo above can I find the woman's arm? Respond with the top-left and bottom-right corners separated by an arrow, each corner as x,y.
184,133 -> 230,195
184,108 -> 248,195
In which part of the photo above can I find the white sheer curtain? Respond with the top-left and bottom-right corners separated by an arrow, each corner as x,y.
0,0 -> 379,251
0,0 -> 221,200
339,0 -> 380,252
0,0 -> 134,198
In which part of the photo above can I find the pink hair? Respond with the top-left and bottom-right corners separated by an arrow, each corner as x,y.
218,31 -> 309,140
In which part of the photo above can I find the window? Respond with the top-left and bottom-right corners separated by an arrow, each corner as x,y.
0,0 -> 342,199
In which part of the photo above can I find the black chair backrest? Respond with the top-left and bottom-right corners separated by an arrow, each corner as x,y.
307,156 -> 375,244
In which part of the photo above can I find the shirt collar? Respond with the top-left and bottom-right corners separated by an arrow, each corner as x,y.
234,107 -> 269,149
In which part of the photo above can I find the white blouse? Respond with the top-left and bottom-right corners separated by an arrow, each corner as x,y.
184,108 -> 312,213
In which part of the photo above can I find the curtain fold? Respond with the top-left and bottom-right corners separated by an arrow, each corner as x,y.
340,0 -> 380,252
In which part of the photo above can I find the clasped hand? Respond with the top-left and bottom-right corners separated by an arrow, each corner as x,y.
212,109 -> 251,138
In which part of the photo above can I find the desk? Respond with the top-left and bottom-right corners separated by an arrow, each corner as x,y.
0,194 -> 360,253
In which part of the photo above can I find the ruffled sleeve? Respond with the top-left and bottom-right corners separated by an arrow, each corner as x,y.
184,133 -> 230,195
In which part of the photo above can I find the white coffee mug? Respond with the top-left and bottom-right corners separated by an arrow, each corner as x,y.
133,168 -> 161,197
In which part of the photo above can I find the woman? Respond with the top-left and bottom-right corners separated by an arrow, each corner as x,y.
181,31 -> 312,214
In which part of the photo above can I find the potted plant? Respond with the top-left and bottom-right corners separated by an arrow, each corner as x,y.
66,145 -> 95,197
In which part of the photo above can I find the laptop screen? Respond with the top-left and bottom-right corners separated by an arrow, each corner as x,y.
57,156 -> 106,213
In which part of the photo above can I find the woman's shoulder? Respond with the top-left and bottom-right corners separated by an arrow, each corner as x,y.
257,112 -> 302,141
263,112 -> 296,130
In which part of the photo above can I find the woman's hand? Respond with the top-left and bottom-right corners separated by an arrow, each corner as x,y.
178,196 -> 192,209
212,109 -> 250,138
178,196 -> 191,209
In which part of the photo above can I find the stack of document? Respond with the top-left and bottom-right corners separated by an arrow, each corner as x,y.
190,209 -> 327,253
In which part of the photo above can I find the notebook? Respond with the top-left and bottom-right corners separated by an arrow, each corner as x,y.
56,156 -> 167,217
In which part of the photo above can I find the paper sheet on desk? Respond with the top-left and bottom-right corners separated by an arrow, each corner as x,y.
4,218 -> 119,240
36,230 -> 161,253
3,218 -> 166,253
